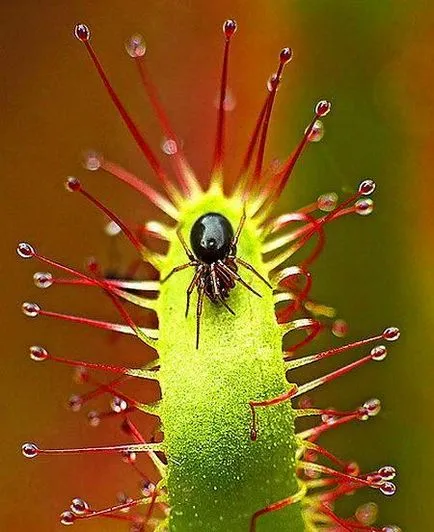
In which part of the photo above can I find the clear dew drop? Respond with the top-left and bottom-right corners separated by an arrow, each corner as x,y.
380,481 -> 397,496
33,272 -> 53,289
17,242 -> 35,259
22,442 -> 39,459
121,450 -> 137,464
379,465 -> 396,481
317,192 -> 338,212
22,302 -> 40,318
332,319 -> 348,338
74,23 -> 90,42
383,326 -> 400,342
161,138 -> 179,156
307,120 -> 324,142
315,99 -> 331,117
279,47 -> 293,64
371,345 -> 387,361
65,176 -> 81,192
104,220 -> 122,237
362,398 -> 381,417
67,394 -> 83,412
60,510 -> 76,526
355,502 -> 378,526
29,345 -> 48,362
355,198 -> 374,216
125,34 -> 146,58
141,480 -> 156,497
359,179 -> 376,196
223,19 -> 237,39
70,498 -> 89,515
87,410 -> 101,427
111,396 -> 128,413
83,151 -> 102,171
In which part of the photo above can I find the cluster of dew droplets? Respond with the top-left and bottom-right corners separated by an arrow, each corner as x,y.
60,497 -> 90,526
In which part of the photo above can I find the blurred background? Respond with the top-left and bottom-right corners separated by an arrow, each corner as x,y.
2,0 -> 432,530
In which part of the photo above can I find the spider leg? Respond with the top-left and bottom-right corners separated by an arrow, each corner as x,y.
231,203 -> 247,247
196,279 -> 205,349
176,225 -> 195,261
217,260 -> 262,298
210,263 -> 235,315
235,257 -> 272,289
186,266 -> 203,317
161,261 -> 197,283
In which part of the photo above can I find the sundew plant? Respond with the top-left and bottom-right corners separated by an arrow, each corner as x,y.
19,20 -> 401,532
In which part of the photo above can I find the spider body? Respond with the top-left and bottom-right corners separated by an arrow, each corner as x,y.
190,213 -> 234,263
163,210 -> 271,348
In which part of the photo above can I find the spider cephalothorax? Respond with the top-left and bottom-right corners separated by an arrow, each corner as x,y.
163,210 -> 271,348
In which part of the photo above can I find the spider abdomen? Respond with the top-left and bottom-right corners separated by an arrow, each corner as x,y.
190,212 -> 234,264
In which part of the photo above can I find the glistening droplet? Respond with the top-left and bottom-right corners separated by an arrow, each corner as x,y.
22,442 -> 39,459
17,242 -> 35,259
22,302 -> 40,318
125,34 -> 146,58
29,345 -> 48,362
33,272 -> 53,289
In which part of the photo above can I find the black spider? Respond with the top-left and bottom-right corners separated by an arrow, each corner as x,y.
162,210 -> 272,348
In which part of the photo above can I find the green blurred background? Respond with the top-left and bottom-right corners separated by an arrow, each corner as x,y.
2,1 -> 432,530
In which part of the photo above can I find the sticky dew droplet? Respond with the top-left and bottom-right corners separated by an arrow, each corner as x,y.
17,242 -> 35,259
121,450 -> 137,464
33,272 -> 53,289
317,192 -> 338,212
29,345 -> 49,362
380,481 -> 396,496
355,502 -> 378,526
111,396 -> 128,413
371,345 -> 387,361
307,120 -> 324,142
378,465 -> 396,481
60,510 -> 76,526
355,198 -> 374,216
22,302 -> 40,318
104,220 -> 122,237
83,151 -> 102,171
22,442 -> 39,459
332,319 -> 348,338
67,394 -> 83,412
223,19 -> 237,39
161,138 -> 179,156
383,326 -> 400,342
87,411 -> 101,427
70,498 -> 89,516
65,176 -> 81,192
74,23 -> 90,42
362,398 -> 381,417
315,99 -> 331,117
358,179 -> 376,196
279,47 -> 293,64
125,34 -> 146,58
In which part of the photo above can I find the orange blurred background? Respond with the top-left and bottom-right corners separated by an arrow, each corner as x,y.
2,1 -> 433,530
